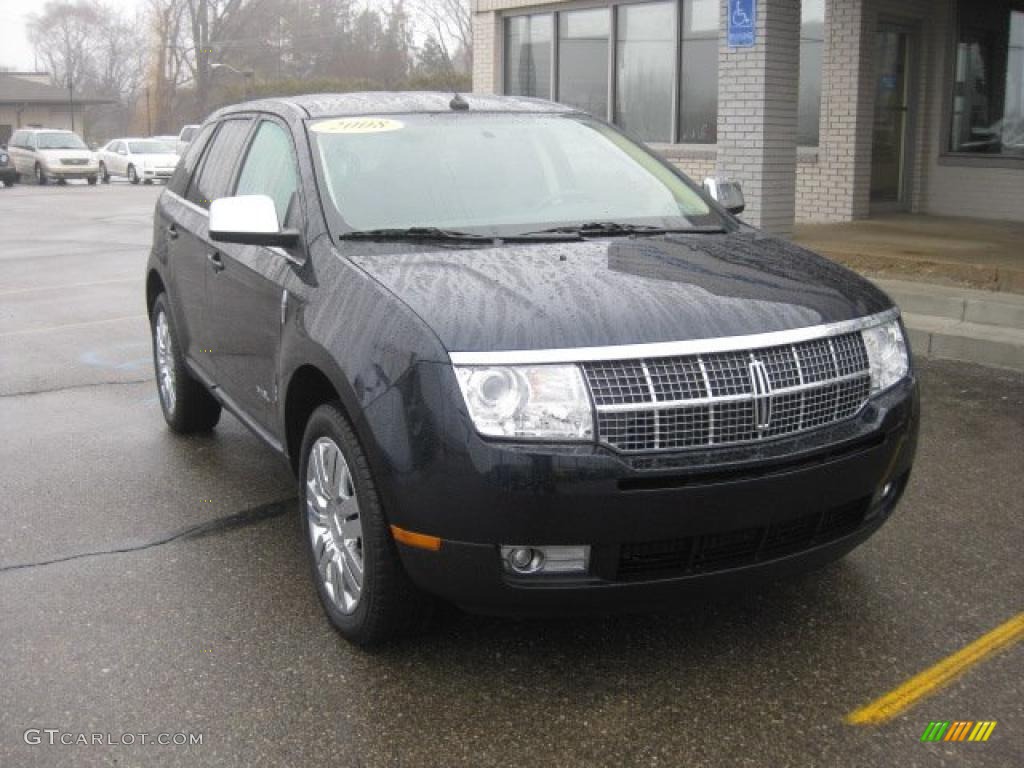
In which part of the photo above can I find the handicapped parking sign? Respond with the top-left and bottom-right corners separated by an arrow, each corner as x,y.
728,0 -> 756,47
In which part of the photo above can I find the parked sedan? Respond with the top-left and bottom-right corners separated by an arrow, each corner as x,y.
98,138 -> 179,184
0,146 -> 15,187
146,93 -> 918,646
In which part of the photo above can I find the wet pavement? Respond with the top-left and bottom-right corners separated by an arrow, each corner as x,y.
1,183 -> 1021,766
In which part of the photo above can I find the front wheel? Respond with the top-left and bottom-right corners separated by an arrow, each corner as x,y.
150,294 -> 222,433
128,165 -> 139,184
300,403 -> 432,646
87,176 -> 97,186
34,164 -> 46,185
99,162 -> 110,183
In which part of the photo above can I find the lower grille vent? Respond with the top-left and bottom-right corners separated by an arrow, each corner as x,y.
616,497 -> 870,582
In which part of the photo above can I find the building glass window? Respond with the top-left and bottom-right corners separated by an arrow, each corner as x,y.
505,14 -> 553,99
558,9 -> 610,118
949,0 -> 1024,156
615,2 -> 676,143
679,0 -> 718,143
798,0 -> 825,146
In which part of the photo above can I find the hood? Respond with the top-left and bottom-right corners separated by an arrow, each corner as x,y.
348,232 -> 893,353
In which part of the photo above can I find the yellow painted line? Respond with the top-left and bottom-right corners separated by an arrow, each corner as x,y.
0,315 -> 147,338
846,612 -> 1024,726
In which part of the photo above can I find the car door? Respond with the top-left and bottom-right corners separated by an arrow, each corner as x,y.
204,118 -> 303,431
8,131 -> 24,173
112,142 -> 127,175
159,119 -> 248,379
170,118 -> 254,388
100,141 -> 116,175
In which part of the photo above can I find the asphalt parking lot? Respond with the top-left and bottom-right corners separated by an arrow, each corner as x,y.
0,181 -> 1021,767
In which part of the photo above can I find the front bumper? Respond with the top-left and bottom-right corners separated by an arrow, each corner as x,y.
143,168 -> 175,179
46,165 -> 98,178
381,374 -> 919,614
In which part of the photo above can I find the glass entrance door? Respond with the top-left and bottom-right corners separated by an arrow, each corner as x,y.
870,26 -> 912,207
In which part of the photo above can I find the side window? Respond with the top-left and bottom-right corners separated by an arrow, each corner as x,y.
185,119 -> 252,209
113,141 -> 124,153
10,131 -> 22,148
234,121 -> 300,225
167,123 -> 215,197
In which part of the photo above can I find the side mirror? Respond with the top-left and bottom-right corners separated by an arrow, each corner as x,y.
209,195 -> 299,248
703,177 -> 746,216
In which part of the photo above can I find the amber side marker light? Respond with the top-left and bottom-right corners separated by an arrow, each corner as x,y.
390,525 -> 442,551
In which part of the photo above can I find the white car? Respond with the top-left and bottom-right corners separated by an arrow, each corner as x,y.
176,125 -> 200,156
98,138 -> 180,185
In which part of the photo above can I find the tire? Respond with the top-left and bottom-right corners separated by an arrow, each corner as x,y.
128,165 -> 139,185
35,164 -> 46,185
300,403 -> 432,646
150,293 -> 221,433
87,176 -> 97,186
99,162 -> 109,183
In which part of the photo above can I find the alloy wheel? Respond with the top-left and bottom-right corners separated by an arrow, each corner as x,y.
306,437 -> 364,615
154,310 -> 176,415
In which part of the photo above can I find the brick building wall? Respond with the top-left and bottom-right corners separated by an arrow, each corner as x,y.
472,0 -> 1024,226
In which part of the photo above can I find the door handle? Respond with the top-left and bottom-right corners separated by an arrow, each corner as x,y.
166,224 -> 178,240
207,251 -> 225,273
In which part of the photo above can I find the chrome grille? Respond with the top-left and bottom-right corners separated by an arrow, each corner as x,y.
60,158 -> 88,166
582,331 -> 871,452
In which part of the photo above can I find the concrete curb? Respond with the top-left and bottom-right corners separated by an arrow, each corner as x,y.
875,279 -> 1024,372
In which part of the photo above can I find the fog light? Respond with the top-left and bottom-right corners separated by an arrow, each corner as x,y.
501,545 -> 590,576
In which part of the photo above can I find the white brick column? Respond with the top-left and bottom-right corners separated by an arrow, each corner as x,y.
716,0 -> 801,236
472,4 -> 500,94
817,0 -> 874,220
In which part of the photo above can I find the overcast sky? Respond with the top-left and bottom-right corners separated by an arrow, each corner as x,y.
0,0 -> 406,72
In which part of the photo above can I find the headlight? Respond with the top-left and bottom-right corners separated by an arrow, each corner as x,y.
454,365 -> 593,441
861,319 -> 909,393
0,152 -> 7,164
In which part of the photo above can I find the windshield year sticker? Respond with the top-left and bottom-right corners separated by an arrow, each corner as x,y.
311,118 -> 403,134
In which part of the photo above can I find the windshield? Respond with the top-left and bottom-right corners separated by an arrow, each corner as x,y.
36,132 -> 87,150
129,140 -> 175,154
309,113 -> 724,237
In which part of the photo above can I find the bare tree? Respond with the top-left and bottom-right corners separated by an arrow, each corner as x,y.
26,1 -> 101,91
411,0 -> 471,73
27,1 -> 148,136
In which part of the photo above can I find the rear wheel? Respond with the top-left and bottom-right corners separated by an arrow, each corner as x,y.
300,403 -> 432,646
150,293 -> 221,433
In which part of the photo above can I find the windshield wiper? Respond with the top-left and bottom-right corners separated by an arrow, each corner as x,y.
339,227 -> 492,242
519,222 -> 725,238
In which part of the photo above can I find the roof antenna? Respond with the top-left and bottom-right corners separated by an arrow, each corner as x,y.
439,35 -> 469,111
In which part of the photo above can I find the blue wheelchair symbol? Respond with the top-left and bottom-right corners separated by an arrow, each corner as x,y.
728,0 -> 756,46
